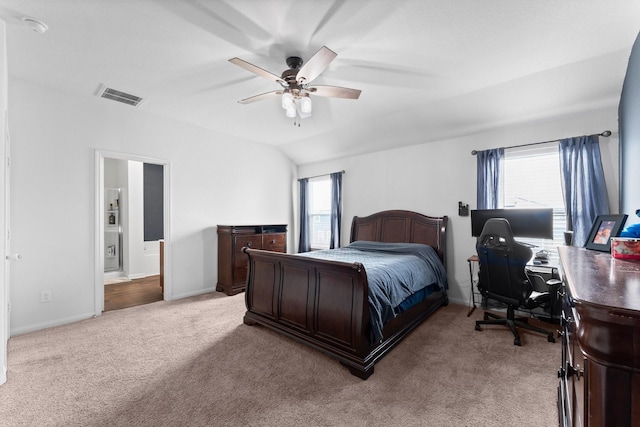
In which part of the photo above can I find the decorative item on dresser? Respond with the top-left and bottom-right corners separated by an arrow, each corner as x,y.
557,246 -> 640,427
217,224 -> 287,296
242,210 -> 448,379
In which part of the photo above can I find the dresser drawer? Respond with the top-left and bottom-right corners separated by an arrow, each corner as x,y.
233,235 -> 262,268
263,233 -> 286,252
234,235 -> 262,252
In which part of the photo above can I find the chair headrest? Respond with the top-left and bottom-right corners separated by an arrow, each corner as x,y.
478,218 -> 518,246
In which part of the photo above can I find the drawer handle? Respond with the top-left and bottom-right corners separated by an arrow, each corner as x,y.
567,363 -> 584,380
271,239 -> 276,244
247,242 -> 253,247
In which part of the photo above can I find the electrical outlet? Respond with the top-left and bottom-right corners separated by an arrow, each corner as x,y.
40,290 -> 52,303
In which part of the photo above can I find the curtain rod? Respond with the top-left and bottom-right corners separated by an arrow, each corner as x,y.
298,170 -> 345,181
470,130 -> 612,155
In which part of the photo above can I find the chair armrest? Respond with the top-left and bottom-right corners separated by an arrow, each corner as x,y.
546,278 -> 562,288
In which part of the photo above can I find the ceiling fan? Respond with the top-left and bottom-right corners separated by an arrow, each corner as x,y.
229,46 -> 361,121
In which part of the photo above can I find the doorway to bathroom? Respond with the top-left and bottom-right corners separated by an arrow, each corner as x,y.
94,150 -> 171,315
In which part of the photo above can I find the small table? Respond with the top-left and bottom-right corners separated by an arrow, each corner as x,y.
467,255 -> 479,316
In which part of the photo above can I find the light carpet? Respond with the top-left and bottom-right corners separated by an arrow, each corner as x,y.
0,293 -> 560,426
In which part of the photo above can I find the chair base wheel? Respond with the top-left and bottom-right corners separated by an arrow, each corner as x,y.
474,308 -> 556,346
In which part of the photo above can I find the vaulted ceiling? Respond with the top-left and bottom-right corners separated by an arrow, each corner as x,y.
2,1 -> 639,164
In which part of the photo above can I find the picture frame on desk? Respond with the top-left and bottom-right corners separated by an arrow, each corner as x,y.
584,214 -> 628,252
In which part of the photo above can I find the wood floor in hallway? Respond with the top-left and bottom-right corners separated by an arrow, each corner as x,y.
104,275 -> 163,312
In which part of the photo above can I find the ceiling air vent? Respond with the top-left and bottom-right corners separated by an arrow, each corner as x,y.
97,85 -> 144,107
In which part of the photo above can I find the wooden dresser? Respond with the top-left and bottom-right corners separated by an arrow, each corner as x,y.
216,224 -> 287,295
557,246 -> 640,427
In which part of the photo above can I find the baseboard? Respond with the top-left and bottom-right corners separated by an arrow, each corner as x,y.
447,296 -> 468,306
10,311 -> 96,337
0,364 -> 6,386
170,286 -> 216,301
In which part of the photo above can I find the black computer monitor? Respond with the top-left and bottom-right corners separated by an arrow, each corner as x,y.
470,208 -> 554,239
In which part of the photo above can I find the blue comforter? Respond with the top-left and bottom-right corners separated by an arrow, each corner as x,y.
298,241 -> 447,344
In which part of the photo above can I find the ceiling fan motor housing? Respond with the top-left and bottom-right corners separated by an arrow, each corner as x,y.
281,72 -> 303,95
286,56 -> 303,70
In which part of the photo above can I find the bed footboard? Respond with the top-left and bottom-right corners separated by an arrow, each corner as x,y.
242,247 -> 447,379
243,247 -> 377,376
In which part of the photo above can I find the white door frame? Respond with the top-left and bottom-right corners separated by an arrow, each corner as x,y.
94,150 -> 171,315
1,20 -> 8,386
1,111 -> 10,386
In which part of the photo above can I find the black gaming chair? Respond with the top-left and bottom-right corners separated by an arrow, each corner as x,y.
474,218 -> 555,346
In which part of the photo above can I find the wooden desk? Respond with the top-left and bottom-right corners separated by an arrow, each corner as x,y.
557,246 -> 640,427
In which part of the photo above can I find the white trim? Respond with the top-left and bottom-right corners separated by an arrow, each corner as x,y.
10,311 -> 96,336
1,20 -> 8,386
1,110 -> 9,387
94,150 -> 172,318
170,286 -> 215,301
94,151 -> 104,314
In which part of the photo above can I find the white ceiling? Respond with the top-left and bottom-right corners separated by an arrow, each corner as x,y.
2,1 -> 639,165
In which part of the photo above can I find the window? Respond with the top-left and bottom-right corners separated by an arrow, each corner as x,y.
308,177 -> 332,250
503,143 -> 566,256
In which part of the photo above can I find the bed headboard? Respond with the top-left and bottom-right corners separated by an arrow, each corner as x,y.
350,210 -> 448,264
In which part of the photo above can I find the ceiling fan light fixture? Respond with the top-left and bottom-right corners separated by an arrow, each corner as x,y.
285,105 -> 296,118
300,96 -> 312,114
281,91 -> 293,109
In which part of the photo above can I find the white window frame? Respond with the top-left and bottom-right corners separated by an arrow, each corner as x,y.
308,176 -> 332,250
503,142 -> 566,258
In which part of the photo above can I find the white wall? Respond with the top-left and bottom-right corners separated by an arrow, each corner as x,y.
8,78 -> 295,335
142,240 -> 160,277
297,106 -> 620,306
126,160 -> 146,279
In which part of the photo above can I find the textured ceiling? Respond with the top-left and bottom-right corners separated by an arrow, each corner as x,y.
2,0 -> 639,164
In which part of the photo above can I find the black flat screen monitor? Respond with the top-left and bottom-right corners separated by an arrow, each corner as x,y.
471,208 -> 554,239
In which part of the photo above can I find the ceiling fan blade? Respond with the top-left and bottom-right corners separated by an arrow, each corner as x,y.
238,90 -> 283,104
308,85 -> 361,100
296,46 -> 337,85
229,58 -> 286,85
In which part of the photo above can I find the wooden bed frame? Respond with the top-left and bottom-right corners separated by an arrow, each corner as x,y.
242,210 -> 449,379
